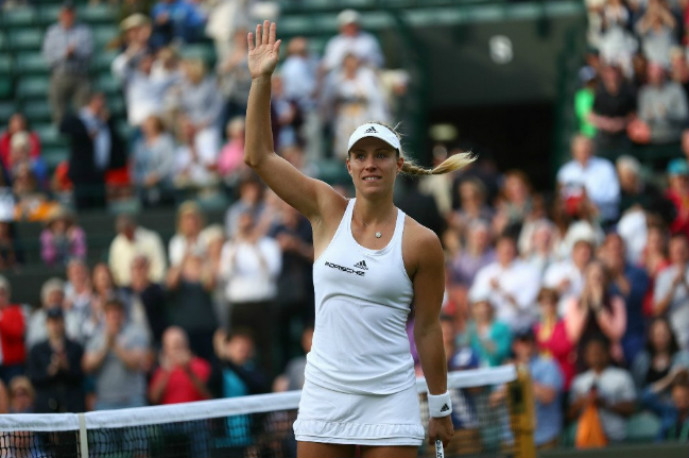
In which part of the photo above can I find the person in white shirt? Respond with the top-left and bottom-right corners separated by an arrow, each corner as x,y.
219,210 -> 281,375
107,213 -> 167,287
470,234 -> 541,332
168,201 -> 210,267
568,337 -> 637,442
653,233 -> 689,351
321,9 -> 384,72
557,134 -> 620,223
543,236 -> 594,316
173,116 -> 220,189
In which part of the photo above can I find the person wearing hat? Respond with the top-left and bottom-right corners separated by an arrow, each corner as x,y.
27,306 -> 85,414
321,9 -> 384,73
42,2 -> 94,125
111,14 -> 153,85
244,21 -> 476,456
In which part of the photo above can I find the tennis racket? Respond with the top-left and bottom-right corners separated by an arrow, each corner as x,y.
435,439 -> 445,458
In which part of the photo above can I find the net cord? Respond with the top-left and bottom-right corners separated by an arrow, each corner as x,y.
0,365 -> 516,431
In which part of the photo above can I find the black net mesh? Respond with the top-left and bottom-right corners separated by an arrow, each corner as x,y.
0,369 -> 523,458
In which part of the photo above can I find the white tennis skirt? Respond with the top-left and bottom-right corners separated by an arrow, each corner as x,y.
293,379 -> 425,446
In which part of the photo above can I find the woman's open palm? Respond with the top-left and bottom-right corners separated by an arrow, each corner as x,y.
248,20 -> 282,79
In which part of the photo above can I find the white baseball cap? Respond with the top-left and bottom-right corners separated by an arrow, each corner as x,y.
347,123 -> 401,152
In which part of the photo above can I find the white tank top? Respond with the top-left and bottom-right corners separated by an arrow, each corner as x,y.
305,198 -> 416,395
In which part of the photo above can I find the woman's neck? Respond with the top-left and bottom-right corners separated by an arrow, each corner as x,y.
353,195 -> 396,226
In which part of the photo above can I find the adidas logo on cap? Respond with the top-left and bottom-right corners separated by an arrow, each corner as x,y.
353,260 -> 368,270
364,126 -> 377,134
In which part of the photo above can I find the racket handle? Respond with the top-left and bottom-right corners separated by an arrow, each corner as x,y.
435,439 -> 445,458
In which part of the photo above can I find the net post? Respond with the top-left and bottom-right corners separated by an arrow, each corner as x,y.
78,413 -> 89,458
507,363 -> 536,458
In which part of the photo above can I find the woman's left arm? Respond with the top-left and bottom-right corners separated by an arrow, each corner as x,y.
411,226 -> 453,446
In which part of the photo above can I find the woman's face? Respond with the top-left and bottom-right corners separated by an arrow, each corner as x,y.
650,320 -> 672,351
505,175 -> 528,203
460,182 -> 482,206
346,137 -> 402,199
180,212 -> 201,236
93,265 -> 112,292
469,226 -> 490,251
646,228 -> 665,253
539,295 -> 558,318
472,301 -> 492,322
8,114 -> 26,134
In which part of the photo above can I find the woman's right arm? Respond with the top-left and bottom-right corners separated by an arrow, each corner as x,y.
244,21 -> 345,223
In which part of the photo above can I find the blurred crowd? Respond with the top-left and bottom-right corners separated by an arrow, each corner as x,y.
0,0 -> 687,454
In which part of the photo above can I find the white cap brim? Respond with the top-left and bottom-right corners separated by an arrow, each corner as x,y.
347,123 -> 401,152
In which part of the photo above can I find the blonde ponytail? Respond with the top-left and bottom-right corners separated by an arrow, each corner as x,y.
401,152 -> 476,176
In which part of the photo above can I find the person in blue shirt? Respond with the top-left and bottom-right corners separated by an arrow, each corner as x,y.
512,328 -> 565,449
641,369 -> 689,442
151,0 -> 207,47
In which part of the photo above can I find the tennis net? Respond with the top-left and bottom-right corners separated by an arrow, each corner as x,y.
0,365 -> 530,458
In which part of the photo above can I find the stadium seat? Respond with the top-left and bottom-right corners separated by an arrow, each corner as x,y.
78,3 -> 118,24
0,33 -> 7,52
34,124 -> 67,148
626,411 -> 661,442
92,25 -> 119,49
14,52 -> 49,75
96,74 -> 121,96
179,43 -> 216,66
0,80 -> 13,99
23,101 -> 53,124
16,76 -> 51,101
8,28 -> 44,51
37,5 -> 62,27
1,7 -> 37,29
41,146 -> 69,169
0,55 -> 12,76
92,50 -> 118,73
0,102 -> 17,120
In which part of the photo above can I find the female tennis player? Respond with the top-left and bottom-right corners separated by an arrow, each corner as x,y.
245,21 -> 474,458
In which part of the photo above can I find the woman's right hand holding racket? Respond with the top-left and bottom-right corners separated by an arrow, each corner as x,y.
247,20 -> 282,79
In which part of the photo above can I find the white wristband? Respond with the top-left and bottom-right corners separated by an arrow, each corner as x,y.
428,391 -> 452,418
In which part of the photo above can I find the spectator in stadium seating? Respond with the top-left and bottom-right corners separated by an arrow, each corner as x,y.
128,255 -> 167,350
589,64 -> 636,155
670,47 -> 689,99
448,220 -> 495,300
173,115 -> 220,190
534,287 -> 575,390
600,232 -> 650,363
118,0 -> 154,23
320,53 -> 389,159
633,317 -> 689,393
149,326 -> 211,404
108,212 -> 167,287
520,218 -> 557,278
447,178 -> 494,244
39,206 -> 86,268
8,376 -> 34,414
26,278 -> 84,349
568,337 -> 637,443
6,131 -> 48,187
205,0 -> 250,62
0,113 -> 41,171
42,2 -> 94,125
321,9 -> 384,72
640,224 -> 671,295
225,173 -> 265,238
113,50 -> 179,128
166,253 -> 218,363
282,37 -> 318,113
440,314 -> 479,372
630,62 -> 689,144
218,29 -> 252,127
665,158 -> 689,236
219,210 -> 282,375
512,329 -> 564,449
132,115 -> 176,207
112,14 -> 154,78
575,66 -> 598,138
635,0 -> 677,68
466,292 -> 512,367
556,134 -> 620,224
0,276 -> 25,384
564,260 -> 627,365
470,234 -> 541,332
168,201 -> 209,267
150,0 -> 207,47
269,199 -> 314,367
493,170 -> 534,236
653,233 -> 689,350
273,325 -> 314,392
64,259 -> 94,320
175,59 -> 223,143
616,155 -> 671,218
217,117 -> 247,182
83,298 -> 150,410
60,92 -> 127,210
543,234 -> 593,315
271,74 -> 302,150
27,307 -> 84,413
210,328 -> 268,398
11,164 -> 58,222
657,372 -> 689,441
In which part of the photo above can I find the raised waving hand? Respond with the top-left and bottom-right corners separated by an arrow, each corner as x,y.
248,20 -> 282,79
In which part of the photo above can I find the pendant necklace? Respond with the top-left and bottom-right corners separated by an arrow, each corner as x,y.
375,232 -> 382,239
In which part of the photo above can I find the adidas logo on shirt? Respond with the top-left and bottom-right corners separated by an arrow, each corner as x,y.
364,126 -> 377,134
353,260 -> 368,270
